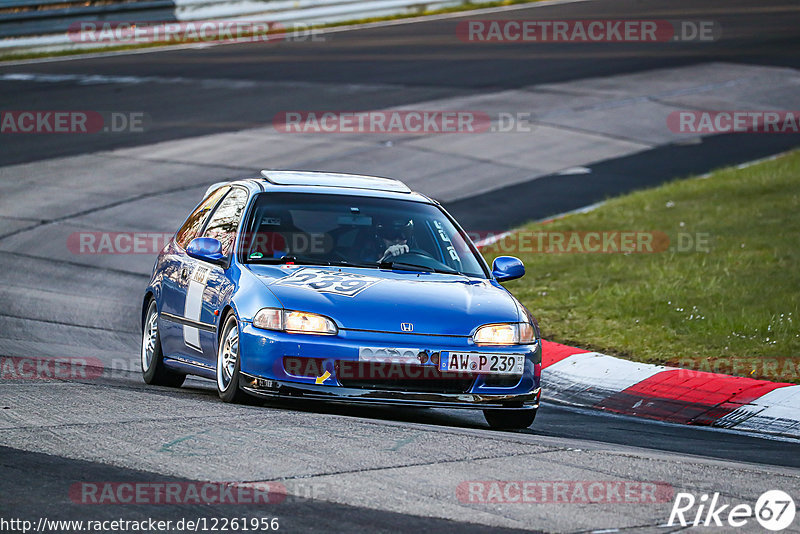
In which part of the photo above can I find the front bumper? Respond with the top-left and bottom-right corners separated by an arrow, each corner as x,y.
238,323 -> 542,409
240,374 -> 542,410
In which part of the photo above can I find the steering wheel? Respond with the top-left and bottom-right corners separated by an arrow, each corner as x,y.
404,248 -> 433,258
381,248 -> 431,262
383,249 -> 460,273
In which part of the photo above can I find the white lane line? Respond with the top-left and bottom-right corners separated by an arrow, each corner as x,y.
0,72 -> 258,88
556,166 -> 592,175
735,152 -> 788,170
698,150 -> 792,179
0,72 -> 399,91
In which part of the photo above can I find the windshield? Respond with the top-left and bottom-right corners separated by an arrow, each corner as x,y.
239,192 -> 488,278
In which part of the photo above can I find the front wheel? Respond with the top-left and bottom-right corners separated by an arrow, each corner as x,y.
216,312 -> 249,404
141,300 -> 185,387
483,408 -> 537,430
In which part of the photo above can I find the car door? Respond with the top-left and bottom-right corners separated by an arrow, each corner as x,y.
188,186 -> 250,367
158,186 -> 229,363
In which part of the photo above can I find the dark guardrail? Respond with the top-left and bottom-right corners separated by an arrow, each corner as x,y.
0,0 -> 177,38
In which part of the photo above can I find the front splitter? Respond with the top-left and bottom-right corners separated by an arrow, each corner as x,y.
240,373 -> 540,410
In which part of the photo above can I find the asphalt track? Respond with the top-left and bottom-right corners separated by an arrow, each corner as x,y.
1,0 -> 800,532
2,0 -> 800,166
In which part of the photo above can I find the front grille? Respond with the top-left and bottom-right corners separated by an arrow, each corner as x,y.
335,361 -> 475,394
482,374 -> 523,388
283,357 -> 327,378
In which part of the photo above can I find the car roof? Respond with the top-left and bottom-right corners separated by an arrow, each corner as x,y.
209,170 -> 434,203
261,170 -> 411,193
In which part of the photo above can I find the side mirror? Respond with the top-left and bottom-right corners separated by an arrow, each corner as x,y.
492,256 -> 525,282
186,237 -> 226,265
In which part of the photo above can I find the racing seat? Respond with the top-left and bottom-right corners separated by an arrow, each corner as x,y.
247,209 -> 301,259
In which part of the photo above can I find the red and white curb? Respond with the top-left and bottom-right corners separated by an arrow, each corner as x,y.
541,341 -> 800,439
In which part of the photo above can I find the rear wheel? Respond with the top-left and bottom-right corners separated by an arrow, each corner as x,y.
216,312 -> 249,403
141,300 -> 186,387
483,408 -> 537,430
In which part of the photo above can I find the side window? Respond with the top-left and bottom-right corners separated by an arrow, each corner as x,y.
202,188 -> 249,256
175,187 -> 229,249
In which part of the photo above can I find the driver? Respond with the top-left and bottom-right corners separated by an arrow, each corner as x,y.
373,217 -> 414,262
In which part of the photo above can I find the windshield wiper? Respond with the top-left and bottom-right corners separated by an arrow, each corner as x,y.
377,260 -> 459,275
250,257 -> 380,269
250,256 -> 460,275
327,260 -> 378,269
249,255 -> 332,266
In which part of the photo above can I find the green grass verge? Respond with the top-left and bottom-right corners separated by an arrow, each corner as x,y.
483,150 -> 800,383
0,0 -> 540,62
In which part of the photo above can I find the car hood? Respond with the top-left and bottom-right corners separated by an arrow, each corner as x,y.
247,265 -> 520,336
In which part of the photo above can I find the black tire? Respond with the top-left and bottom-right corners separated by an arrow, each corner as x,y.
483,408 -> 537,430
216,312 -> 250,404
141,300 -> 186,388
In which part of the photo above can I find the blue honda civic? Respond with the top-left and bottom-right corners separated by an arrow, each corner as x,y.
141,171 -> 542,429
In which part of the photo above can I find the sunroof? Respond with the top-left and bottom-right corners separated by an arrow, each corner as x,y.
260,170 -> 411,193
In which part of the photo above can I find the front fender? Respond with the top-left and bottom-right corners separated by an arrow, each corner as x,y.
224,264 -> 283,324
141,255 -> 167,330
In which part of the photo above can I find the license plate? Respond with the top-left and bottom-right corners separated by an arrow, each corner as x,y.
439,352 -> 524,374
358,347 -> 421,363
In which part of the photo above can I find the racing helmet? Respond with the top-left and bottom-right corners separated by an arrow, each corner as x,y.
375,216 -> 414,242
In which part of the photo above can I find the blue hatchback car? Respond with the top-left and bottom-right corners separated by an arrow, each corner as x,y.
141,171 -> 542,429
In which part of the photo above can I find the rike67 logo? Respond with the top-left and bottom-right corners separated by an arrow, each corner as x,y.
668,490 -> 796,531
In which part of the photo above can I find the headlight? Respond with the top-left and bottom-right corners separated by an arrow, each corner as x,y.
253,308 -> 337,335
253,308 -> 282,330
284,311 -> 337,335
473,323 -> 536,345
